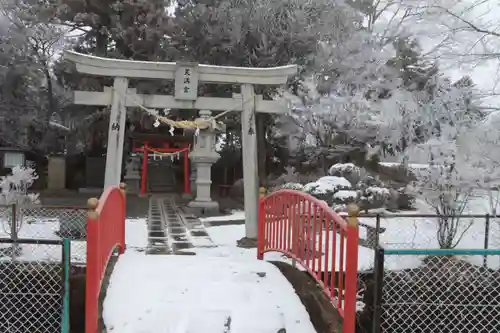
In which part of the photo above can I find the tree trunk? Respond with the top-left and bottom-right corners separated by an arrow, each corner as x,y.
44,65 -> 55,121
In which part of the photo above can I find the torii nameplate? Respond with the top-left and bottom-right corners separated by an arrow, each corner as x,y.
175,62 -> 199,101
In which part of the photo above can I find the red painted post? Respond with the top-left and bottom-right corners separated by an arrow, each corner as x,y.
85,197 -> 100,333
118,183 -> 127,253
257,187 -> 266,259
184,149 -> 190,195
140,143 -> 149,195
343,204 -> 360,333
323,214 -> 330,287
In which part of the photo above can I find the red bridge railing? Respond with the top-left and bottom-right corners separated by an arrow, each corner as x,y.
85,184 -> 126,333
257,189 -> 359,333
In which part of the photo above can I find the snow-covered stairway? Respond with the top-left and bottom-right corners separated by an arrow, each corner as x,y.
146,196 -> 215,255
146,197 -> 170,254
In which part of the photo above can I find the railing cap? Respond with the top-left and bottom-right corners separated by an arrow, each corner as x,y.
347,203 -> 360,227
259,187 -> 266,198
87,197 -> 100,219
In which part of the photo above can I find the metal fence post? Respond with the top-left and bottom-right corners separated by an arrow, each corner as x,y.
372,247 -> 385,333
375,214 -> 381,247
61,238 -> 71,333
257,187 -> 266,260
484,213 -> 490,268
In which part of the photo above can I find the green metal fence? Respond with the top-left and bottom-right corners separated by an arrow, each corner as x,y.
373,248 -> 500,333
0,238 -> 71,333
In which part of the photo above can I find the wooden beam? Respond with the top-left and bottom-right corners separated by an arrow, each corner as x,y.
64,51 -> 297,85
73,90 -> 290,114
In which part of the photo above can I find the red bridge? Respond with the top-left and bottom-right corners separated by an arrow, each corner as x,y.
84,186 -> 359,333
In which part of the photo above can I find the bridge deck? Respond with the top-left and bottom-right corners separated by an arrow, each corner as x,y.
102,251 -> 316,333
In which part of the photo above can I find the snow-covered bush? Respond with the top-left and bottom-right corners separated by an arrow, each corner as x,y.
0,166 -> 40,236
268,166 -> 323,191
270,163 -> 414,212
328,163 -> 363,185
396,187 -> 416,210
302,176 -> 351,202
277,182 -> 304,191
0,166 -> 39,206
332,190 -> 358,206
358,186 -> 392,212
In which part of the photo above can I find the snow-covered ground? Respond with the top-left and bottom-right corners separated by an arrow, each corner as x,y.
199,210 -> 245,223
124,218 -> 149,249
103,253 -> 316,333
0,217 -> 148,263
103,215 -> 317,333
0,216 -> 87,263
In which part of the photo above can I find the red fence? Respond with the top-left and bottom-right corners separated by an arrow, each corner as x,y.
257,189 -> 359,333
85,184 -> 126,333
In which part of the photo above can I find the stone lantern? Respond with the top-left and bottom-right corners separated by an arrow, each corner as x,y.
187,110 -> 223,215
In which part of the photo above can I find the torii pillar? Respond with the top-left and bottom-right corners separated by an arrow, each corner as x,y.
63,50 -> 297,239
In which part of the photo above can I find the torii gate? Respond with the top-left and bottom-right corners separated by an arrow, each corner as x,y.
64,51 -> 297,239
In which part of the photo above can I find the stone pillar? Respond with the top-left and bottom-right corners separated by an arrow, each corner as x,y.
124,155 -> 141,194
189,162 -> 197,196
240,84 -> 259,239
47,156 -> 66,190
104,77 -> 129,188
188,110 -> 220,215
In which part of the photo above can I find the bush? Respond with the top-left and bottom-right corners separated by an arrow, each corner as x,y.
302,176 -> 352,204
268,167 -> 324,190
277,182 -> 304,191
268,163 -> 417,212
328,163 -> 363,185
396,188 -> 416,210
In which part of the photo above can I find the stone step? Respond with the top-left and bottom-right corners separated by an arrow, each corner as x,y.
149,237 -> 169,243
146,247 -> 170,255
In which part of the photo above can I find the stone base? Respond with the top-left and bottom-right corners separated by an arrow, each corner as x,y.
186,200 -> 220,217
236,237 -> 258,248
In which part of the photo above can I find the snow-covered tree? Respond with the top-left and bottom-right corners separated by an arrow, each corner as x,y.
0,166 -> 40,237
410,128 -> 480,249
467,112 -> 500,216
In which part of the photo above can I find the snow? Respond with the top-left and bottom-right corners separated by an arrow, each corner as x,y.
317,176 -> 352,188
334,190 -> 358,200
0,217 -> 148,263
279,182 -> 304,191
0,216 -> 86,263
328,163 -> 360,175
103,252 -> 316,333
125,218 -> 148,249
199,210 -> 245,223
365,187 -> 390,196
379,162 -> 430,170
303,176 -> 351,195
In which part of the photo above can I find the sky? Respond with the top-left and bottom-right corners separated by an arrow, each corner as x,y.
374,0 -> 500,109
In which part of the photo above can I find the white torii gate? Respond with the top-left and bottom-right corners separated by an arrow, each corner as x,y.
64,51 -> 297,239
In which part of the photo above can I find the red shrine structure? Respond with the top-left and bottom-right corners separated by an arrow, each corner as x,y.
129,133 -> 192,196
